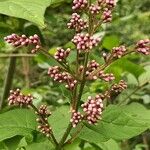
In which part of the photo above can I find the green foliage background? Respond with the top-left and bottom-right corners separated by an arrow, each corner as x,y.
0,0 -> 150,149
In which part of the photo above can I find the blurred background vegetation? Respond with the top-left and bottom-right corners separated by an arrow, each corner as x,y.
0,0 -> 150,149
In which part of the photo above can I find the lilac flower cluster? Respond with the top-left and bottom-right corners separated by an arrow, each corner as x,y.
98,0 -> 116,23
98,0 -> 116,8
72,33 -> 100,52
99,70 -> 115,82
70,110 -> 83,127
37,105 -> 51,117
38,124 -> 52,137
112,45 -> 127,58
111,80 -> 127,93
81,95 -> 103,124
136,39 -> 150,55
86,60 -> 100,77
48,66 -> 77,90
82,60 -> 100,80
102,8 -> 112,23
4,34 -> 41,53
89,4 -> 101,14
72,0 -> 88,10
8,89 -> 33,106
54,47 -> 71,62
67,13 -> 88,32
36,105 -> 52,137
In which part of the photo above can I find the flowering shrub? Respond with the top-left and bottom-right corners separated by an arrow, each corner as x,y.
2,0 -> 150,149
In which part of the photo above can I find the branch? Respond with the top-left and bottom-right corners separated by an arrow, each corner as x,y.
89,50 -> 134,79
0,53 -> 35,58
39,48 -> 80,81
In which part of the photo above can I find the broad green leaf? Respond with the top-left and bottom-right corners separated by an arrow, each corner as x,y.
64,139 -> 80,150
97,139 -> 120,150
126,73 -> 138,86
34,53 -> 59,68
48,106 -> 70,141
0,109 -> 37,141
4,136 -> 23,150
25,141 -> 53,150
138,71 -> 150,86
102,35 -> 120,50
0,142 -> 8,150
122,103 -> 150,127
79,103 -> 150,143
78,125 -> 108,143
0,0 -> 51,28
17,137 -> 28,149
107,58 -> 145,78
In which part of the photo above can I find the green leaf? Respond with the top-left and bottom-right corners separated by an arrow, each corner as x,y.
107,58 -> 145,78
97,139 -> 120,150
138,71 -> 150,86
64,139 -> 80,150
0,0 -> 51,28
4,136 -> 23,150
102,35 -> 120,50
25,141 -> 53,150
48,106 -> 70,141
0,142 -> 8,150
122,103 -> 150,127
0,109 -> 37,141
79,103 -> 150,143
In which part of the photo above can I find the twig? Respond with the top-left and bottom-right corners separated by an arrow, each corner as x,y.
89,50 -> 134,79
0,53 -> 35,58
40,48 -> 80,81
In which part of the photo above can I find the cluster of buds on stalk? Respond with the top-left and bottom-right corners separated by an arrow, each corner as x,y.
136,39 -> 150,55
67,13 -> 88,32
8,89 -> 53,138
97,0 -> 116,23
4,34 -> 41,53
72,0 -> 88,10
54,47 -> 71,62
89,4 -> 101,14
72,33 -> 100,52
8,89 -> 33,107
111,80 -> 127,94
36,105 -> 52,137
83,60 -> 115,81
70,110 -> 83,127
70,94 -> 104,126
81,95 -> 103,124
85,60 -> 100,78
99,70 -> 115,82
112,45 -> 127,58
48,66 -> 77,90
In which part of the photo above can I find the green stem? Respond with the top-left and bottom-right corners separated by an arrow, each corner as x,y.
56,123 -> 72,150
76,52 -> 89,109
55,0 -> 93,149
